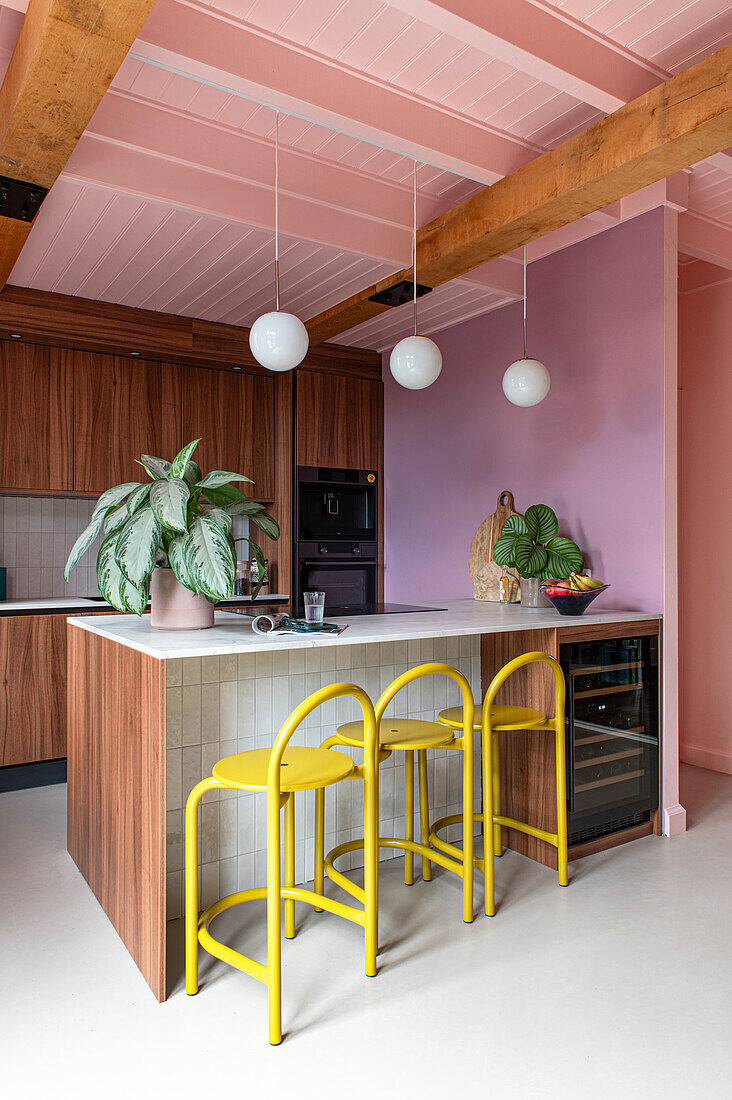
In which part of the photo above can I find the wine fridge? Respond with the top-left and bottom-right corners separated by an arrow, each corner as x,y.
560,634 -> 659,846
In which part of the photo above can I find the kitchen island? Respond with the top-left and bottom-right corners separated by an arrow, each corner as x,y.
66,601 -> 661,1000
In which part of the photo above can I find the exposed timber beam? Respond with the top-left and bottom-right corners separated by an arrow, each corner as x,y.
132,0 -> 543,186
0,0 -> 157,286
305,46 -> 732,346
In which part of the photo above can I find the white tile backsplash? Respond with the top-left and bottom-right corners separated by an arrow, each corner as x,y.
166,637 -> 482,918
0,494 -> 100,598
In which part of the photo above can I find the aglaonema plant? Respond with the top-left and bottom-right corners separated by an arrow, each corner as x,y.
64,439 -> 279,614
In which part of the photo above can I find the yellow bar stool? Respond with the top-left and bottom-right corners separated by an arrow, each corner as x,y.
315,662 -> 477,924
185,682 -> 379,1046
431,652 -> 567,917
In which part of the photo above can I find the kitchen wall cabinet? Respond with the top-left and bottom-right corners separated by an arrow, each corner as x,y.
0,615 -> 67,766
182,367 -> 276,500
296,370 -> 382,471
74,353 -> 182,494
0,340 -> 73,492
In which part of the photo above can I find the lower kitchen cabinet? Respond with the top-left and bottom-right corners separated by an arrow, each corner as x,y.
0,615 -> 67,766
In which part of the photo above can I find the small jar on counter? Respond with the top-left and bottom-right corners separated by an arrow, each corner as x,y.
233,561 -> 250,597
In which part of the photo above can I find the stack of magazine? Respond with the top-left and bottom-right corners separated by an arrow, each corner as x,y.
244,612 -> 348,637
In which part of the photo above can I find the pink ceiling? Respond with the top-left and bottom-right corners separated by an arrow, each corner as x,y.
0,0 -> 730,348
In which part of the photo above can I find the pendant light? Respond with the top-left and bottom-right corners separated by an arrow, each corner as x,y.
249,112 -> 309,372
389,161 -> 442,390
502,247 -> 550,407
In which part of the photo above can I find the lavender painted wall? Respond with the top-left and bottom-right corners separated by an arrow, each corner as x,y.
383,210 -> 666,613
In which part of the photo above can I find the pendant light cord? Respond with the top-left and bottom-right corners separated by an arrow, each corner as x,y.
522,245 -> 527,360
274,111 -> 280,312
413,159 -> 418,337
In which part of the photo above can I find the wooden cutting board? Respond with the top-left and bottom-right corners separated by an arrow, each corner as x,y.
469,491 -> 521,602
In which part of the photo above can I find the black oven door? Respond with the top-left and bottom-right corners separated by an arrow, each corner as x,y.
297,560 -> 377,616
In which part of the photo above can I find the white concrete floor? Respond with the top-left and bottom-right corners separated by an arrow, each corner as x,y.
2,764 -> 730,1099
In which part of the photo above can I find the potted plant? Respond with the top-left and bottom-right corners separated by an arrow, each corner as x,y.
492,503 -> 583,607
64,439 -> 279,629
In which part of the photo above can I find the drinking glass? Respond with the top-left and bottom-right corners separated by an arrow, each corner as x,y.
303,591 -> 326,624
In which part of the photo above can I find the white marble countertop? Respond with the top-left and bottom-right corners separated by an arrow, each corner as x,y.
0,594 -> 289,615
66,600 -> 661,660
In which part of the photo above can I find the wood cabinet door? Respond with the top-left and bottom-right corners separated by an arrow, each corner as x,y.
296,370 -> 382,470
0,615 -> 67,766
182,368 -> 276,500
74,353 -> 182,494
0,340 -> 73,491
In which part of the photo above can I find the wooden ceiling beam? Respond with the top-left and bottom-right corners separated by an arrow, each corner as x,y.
306,46 -> 732,346
0,0 -> 157,286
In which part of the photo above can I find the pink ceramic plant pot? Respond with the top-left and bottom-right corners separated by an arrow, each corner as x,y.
150,567 -> 214,630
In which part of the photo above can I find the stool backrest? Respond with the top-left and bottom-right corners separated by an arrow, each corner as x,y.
376,662 -> 474,744
482,651 -> 565,735
267,682 -> 378,798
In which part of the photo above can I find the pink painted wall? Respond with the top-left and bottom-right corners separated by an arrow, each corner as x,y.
678,275 -> 732,775
383,210 -> 666,614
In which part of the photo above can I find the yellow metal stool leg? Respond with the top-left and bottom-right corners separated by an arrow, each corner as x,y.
482,728 -> 495,917
364,728 -> 379,976
404,750 -> 414,885
417,749 -> 432,882
284,793 -> 296,939
492,731 -> 503,858
314,787 -> 325,912
555,724 -> 568,887
266,788 -> 283,1046
462,733 -> 474,923
185,776 -> 221,996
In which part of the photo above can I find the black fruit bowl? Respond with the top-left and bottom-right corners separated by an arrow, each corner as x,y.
539,583 -> 610,616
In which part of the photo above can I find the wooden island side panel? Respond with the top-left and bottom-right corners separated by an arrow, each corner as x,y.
67,626 -> 167,1001
482,629 -> 560,869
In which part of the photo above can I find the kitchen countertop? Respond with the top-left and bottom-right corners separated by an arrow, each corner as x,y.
67,599 -> 661,660
0,594 -> 290,616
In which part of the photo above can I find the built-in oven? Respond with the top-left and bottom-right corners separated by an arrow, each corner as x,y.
294,466 -> 379,615
297,466 -> 377,543
296,542 -> 378,616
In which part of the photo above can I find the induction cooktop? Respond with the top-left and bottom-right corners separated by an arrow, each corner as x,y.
331,603 -> 446,616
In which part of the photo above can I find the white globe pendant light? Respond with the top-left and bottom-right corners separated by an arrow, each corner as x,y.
249,310 -> 308,372
390,334 -> 443,390
389,161 -> 442,390
502,247 -> 550,406
249,112 -> 309,372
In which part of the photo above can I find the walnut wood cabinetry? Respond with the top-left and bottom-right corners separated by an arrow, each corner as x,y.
0,340 -> 73,492
0,615 -> 67,765
74,353 -> 182,494
182,367 -> 276,500
296,370 -> 382,470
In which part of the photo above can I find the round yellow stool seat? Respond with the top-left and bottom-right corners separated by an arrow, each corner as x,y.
337,718 -> 454,751
212,746 -> 355,792
438,703 -> 547,732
